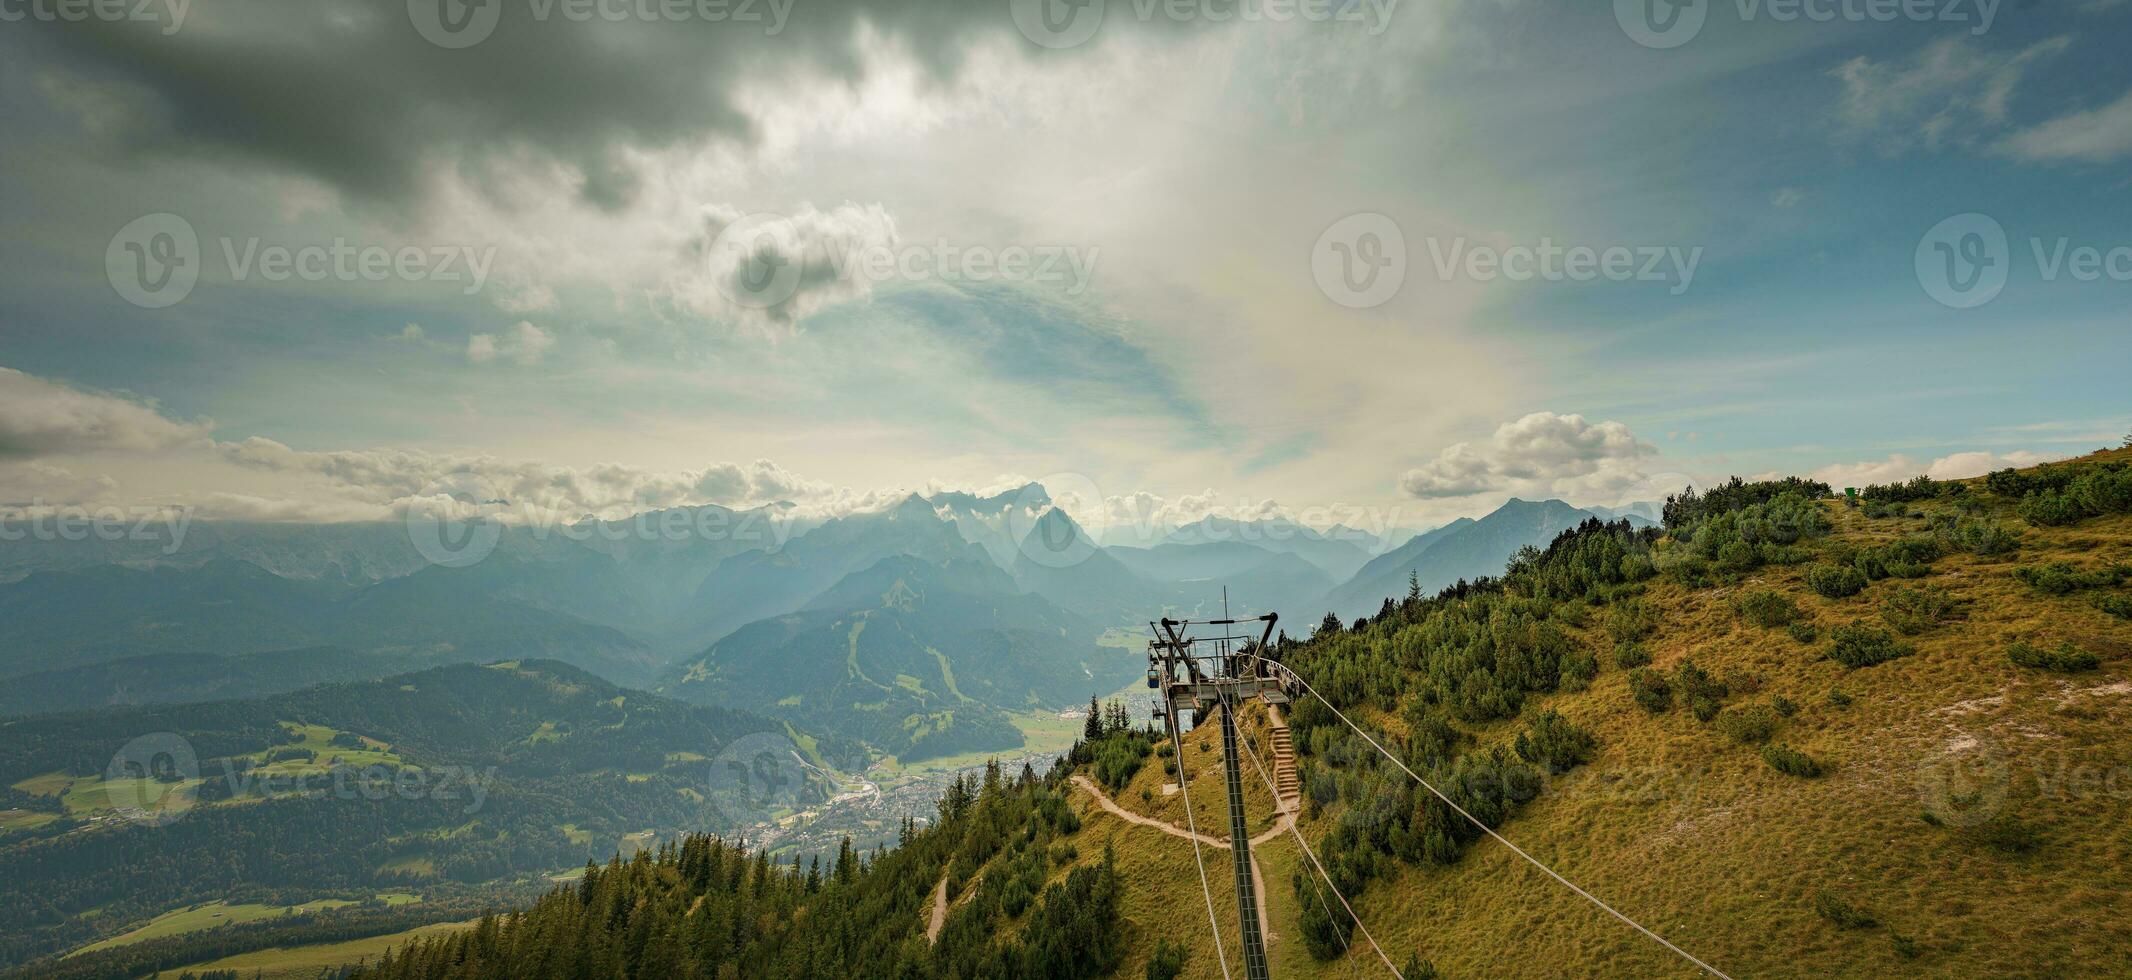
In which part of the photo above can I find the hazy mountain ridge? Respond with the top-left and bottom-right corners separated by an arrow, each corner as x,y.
664,551 -> 1124,761
1321,498 -> 1630,621
0,489 -> 1627,725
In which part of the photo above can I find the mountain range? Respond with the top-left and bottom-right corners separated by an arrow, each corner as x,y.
0,488 -> 1654,759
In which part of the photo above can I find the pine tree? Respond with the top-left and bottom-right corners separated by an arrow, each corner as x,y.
1083,695 -> 1103,740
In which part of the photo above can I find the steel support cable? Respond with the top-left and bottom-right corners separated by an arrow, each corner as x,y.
1221,687 -> 1403,979
1169,704 -> 1234,980
1263,661 -> 1736,980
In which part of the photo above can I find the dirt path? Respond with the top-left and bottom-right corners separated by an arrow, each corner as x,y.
925,873 -> 949,944
1069,773 -> 1292,944
1069,774 -> 1295,849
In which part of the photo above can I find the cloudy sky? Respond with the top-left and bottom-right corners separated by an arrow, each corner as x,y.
0,0 -> 2126,535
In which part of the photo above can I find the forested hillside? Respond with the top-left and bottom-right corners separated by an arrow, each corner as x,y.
0,662 -> 855,972
212,449 -> 2132,980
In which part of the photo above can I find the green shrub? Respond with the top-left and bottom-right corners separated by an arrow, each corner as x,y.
1147,939 -> 1188,980
2013,562 -> 2130,596
2018,490 -> 2085,527
1664,477 -> 1833,528
1812,890 -> 1873,928
1880,586 -> 1967,635
1805,563 -> 1868,599
1892,934 -> 1922,960
1765,744 -> 1824,778
1828,623 -> 1912,669
1606,598 -> 1660,642
1771,694 -> 1799,717
2069,466 -> 2132,516
1987,463 -> 2083,499
1557,648 -> 1599,692
1400,955 -> 1444,980
1090,734 -> 1154,790
1717,703 -> 1781,744
1851,539 -> 1937,582
1675,660 -> 1727,700
1514,710 -> 1597,774
1862,500 -> 1906,519
1612,640 -> 1651,669
1734,589 -> 1802,628
1786,620 -> 1819,644
1627,668 -> 1672,714
2095,593 -> 2132,621
2007,640 -> 2100,672
1861,475 -> 1946,503
1941,517 -> 2019,557
1827,689 -> 1853,708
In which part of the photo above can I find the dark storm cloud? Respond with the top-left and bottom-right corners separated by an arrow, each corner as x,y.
15,0 -> 1011,210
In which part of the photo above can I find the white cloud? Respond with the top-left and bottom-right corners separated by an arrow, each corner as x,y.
1995,88 -> 2132,164
1771,187 -> 1805,209
1805,450 -> 2066,488
213,437 -> 867,523
1829,37 -> 2071,154
671,202 -> 900,335
1400,412 -> 1657,499
467,321 -> 555,366
0,367 -> 211,459
0,462 -> 120,505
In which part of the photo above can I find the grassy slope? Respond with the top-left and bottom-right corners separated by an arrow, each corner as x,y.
64,900 -> 355,957
156,918 -> 481,980
1052,450 -> 2132,978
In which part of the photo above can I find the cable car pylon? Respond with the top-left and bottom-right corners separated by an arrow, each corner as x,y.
1148,610 -> 1287,980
